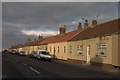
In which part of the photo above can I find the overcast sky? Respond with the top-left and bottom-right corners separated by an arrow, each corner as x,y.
2,2 -> 118,49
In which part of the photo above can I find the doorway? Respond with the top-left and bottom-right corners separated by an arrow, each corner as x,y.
53,47 -> 56,58
86,45 -> 90,63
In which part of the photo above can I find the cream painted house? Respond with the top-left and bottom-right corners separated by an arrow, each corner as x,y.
38,44 -> 47,50
11,19 -> 119,67
48,42 -> 68,60
46,19 -> 119,67
68,19 -> 119,66
22,40 -> 43,55
68,35 -> 113,64
38,24 -> 83,60
13,39 -> 42,55
112,33 -> 120,67
11,44 -> 23,52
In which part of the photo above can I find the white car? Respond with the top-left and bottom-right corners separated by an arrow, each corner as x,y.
30,51 -> 37,58
36,50 -> 52,61
19,51 -> 26,56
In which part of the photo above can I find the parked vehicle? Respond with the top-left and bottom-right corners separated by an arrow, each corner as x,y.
3,49 -> 8,52
15,51 -> 20,55
19,51 -> 26,56
29,51 -> 37,58
36,50 -> 52,61
2,49 -> 8,53
10,50 -> 17,54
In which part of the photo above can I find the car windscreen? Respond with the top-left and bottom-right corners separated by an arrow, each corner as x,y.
20,51 -> 25,53
12,50 -> 16,52
40,51 -> 50,55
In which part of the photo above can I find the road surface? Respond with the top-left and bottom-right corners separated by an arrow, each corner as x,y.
2,51 -> 118,79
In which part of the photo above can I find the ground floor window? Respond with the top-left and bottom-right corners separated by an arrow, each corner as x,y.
97,43 -> 107,56
45,47 -> 47,50
53,47 -> 56,58
64,46 -> 66,53
76,46 -> 83,54
58,47 -> 59,53
69,46 -> 72,53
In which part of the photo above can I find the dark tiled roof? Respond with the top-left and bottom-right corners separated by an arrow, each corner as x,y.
69,19 -> 119,41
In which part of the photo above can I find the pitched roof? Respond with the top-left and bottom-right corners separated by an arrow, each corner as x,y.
69,19 -> 120,41
38,29 -> 82,45
23,39 -> 44,47
11,44 -> 23,49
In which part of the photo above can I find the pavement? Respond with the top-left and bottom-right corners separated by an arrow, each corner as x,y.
52,59 -> 120,77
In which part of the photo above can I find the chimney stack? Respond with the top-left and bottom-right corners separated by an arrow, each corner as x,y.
84,20 -> 88,28
92,20 -> 97,27
78,22 -> 82,29
59,24 -> 66,35
38,35 -> 43,40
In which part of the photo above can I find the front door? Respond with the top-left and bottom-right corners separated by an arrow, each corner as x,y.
53,47 -> 56,58
86,45 -> 90,63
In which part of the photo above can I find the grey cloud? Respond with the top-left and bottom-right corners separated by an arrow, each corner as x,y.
2,0 -> 119,2
2,2 -> 118,48
0,2 -> 2,51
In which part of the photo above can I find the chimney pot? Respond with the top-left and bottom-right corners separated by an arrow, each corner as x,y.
78,22 -> 82,30
84,20 -> 88,28
92,20 -> 97,27
38,35 -> 43,40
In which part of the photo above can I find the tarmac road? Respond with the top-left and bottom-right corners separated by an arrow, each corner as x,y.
2,51 -> 118,79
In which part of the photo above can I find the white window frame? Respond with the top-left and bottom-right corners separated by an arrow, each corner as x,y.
96,43 -> 107,57
64,46 -> 66,53
69,46 -> 72,54
58,47 -> 59,53
76,46 -> 83,54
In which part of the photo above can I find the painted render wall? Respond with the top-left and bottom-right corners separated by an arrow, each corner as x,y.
22,46 -> 39,54
19,45 -> 46,55
16,34 -> 118,66
38,45 -> 47,50
47,35 -> 113,64
112,33 -> 120,66
33,46 -> 39,51
18,48 -> 23,51
23,46 -> 30,55
68,35 -> 113,64
48,42 -> 68,60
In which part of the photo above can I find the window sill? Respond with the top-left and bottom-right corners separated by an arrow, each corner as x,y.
77,54 -> 84,56
96,55 -> 106,57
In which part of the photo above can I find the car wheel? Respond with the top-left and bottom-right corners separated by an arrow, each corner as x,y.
48,59 -> 51,62
113,66 -> 118,68
37,56 -> 40,60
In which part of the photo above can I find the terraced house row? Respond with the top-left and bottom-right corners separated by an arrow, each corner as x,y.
10,19 -> 120,67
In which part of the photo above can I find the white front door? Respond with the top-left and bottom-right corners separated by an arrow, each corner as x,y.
86,45 -> 90,63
